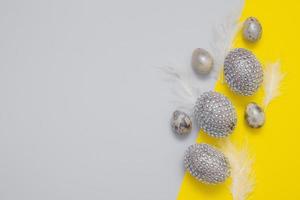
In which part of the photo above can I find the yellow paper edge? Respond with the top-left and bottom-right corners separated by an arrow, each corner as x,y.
177,0 -> 300,199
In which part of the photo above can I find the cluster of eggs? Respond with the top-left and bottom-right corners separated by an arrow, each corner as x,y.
169,17 -> 264,184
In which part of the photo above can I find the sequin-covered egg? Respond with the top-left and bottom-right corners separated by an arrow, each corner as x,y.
171,110 -> 192,135
184,143 -> 230,184
224,48 -> 263,96
194,91 -> 237,137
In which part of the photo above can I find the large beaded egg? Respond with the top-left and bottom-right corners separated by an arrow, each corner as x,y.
194,91 -> 237,137
184,143 -> 230,184
224,48 -> 263,96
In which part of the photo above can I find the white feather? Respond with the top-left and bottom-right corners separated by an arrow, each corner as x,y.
263,61 -> 285,108
159,66 -> 200,114
160,0 -> 244,113
219,139 -> 255,200
210,0 -> 244,82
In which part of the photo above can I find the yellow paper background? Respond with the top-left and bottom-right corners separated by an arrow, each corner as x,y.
177,0 -> 300,199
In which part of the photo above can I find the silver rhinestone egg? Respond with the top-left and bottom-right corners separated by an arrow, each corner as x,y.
184,143 -> 230,184
194,91 -> 237,137
171,110 -> 192,135
191,48 -> 213,75
245,102 -> 265,128
242,17 -> 262,42
224,48 -> 263,96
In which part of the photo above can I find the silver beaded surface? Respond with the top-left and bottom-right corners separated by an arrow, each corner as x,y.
194,91 -> 237,137
184,143 -> 230,184
171,110 -> 192,135
191,48 -> 213,75
242,17 -> 262,42
245,102 -> 265,128
224,48 -> 263,96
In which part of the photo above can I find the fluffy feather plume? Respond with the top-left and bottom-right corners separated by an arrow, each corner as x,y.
160,1 -> 244,112
263,61 -> 285,108
219,139 -> 255,200
159,66 -> 200,114
210,0 -> 244,81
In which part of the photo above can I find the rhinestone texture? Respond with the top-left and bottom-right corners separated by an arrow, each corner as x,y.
224,48 -> 263,96
194,91 -> 237,137
171,110 -> 192,135
184,143 -> 230,184
245,102 -> 265,128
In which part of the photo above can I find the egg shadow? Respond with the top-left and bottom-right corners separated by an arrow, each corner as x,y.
185,172 -> 229,197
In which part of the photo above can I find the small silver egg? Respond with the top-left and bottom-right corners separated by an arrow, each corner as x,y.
184,143 -> 230,184
242,17 -> 262,42
191,48 -> 213,75
171,110 -> 192,135
245,102 -> 265,128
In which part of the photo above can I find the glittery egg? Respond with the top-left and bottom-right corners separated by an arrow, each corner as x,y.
191,48 -> 213,75
194,91 -> 237,137
224,48 -> 263,96
171,110 -> 192,135
245,102 -> 265,128
242,17 -> 262,42
184,143 -> 230,184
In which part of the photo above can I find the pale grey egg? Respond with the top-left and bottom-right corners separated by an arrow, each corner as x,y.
224,48 -> 263,96
243,17 -> 262,42
184,143 -> 230,184
171,110 -> 192,135
245,102 -> 265,128
191,48 -> 213,75
194,91 -> 237,138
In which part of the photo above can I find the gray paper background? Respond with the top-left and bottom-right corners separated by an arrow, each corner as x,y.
0,0 -> 240,199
